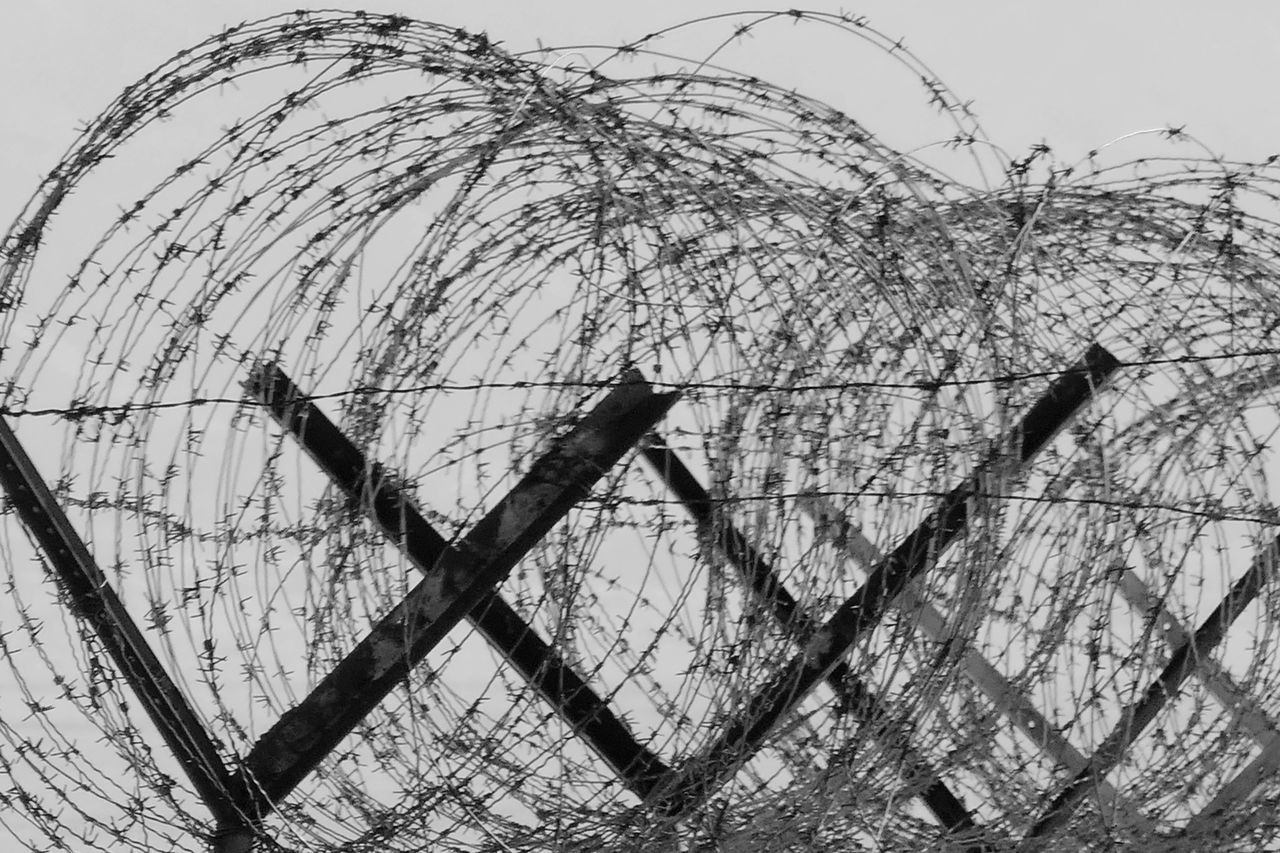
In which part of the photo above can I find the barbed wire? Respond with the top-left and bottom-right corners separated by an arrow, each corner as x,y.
1,8 -> 1280,853
3,348 -> 1280,423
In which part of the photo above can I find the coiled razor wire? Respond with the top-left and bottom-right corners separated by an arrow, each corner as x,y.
2,9 -> 1280,851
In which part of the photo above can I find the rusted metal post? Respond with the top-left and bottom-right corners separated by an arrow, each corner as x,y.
246,364 -> 672,798
234,368 -> 678,819
647,343 -> 1121,817
0,417 -> 247,838
639,435 -> 987,847
1023,534 -> 1280,843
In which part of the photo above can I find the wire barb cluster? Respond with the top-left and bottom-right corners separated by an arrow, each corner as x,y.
3,9 -> 1280,851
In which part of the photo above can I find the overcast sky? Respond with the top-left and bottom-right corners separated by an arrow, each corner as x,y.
2,1 -> 1279,219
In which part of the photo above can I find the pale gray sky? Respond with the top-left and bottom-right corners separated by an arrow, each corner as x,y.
3,1 -> 1280,217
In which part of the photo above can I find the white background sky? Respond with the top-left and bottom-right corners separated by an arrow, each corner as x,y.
3,1 -> 1280,219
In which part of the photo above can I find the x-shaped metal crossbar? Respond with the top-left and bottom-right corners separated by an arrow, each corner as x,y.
0,368 -> 678,852
21,341 -> 1267,850
641,344 -> 1122,828
638,434 -> 989,848
224,366 -> 678,843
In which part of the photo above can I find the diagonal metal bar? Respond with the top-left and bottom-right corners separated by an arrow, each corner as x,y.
246,363 -> 672,799
1114,571 -> 1279,746
1023,534 -> 1280,843
233,368 -> 679,819
1181,723 -> 1280,838
647,343 -> 1121,817
0,417 -> 244,830
799,493 -> 1155,834
638,434 -> 987,846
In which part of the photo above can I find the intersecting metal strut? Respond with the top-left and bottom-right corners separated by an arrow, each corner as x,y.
801,493 -> 1155,835
0,418 -> 244,832
245,364 -> 673,801
639,434 -> 986,846
1025,534 -> 1280,843
648,343 -> 1121,817
233,367 -> 677,822
1114,571 -> 1280,746
1183,724 -> 1280,838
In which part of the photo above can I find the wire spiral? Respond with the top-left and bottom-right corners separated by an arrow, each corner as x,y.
3,9 -> 1280,851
